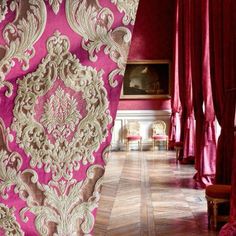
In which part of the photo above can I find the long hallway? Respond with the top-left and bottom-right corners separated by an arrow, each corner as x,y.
94,151 -> 218,236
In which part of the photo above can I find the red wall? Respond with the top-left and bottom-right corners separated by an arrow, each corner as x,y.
118,0 -> 175,110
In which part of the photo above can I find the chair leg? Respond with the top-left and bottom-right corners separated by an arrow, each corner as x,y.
213,202 -> 218,229
126,141 -> 129,152
140,139 -> 142,151
207,201 -> 211,229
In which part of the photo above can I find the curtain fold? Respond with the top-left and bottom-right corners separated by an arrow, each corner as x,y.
199,0 -> 217,185
173,0 -> 217,186
209,0 -> 236,185
172,0 -> 195,161
169,0 -> 182,148
182,0 -> 195,161
0,1 -> 139,235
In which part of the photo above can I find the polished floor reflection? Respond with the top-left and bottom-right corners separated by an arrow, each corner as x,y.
94,151 -> 218,236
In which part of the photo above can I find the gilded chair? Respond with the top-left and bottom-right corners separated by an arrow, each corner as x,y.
126,121 -> 142,151
205,184 -> 231,230
152,120 -> 168,150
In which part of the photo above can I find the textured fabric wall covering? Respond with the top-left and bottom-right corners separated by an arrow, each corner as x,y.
0,1 -> 139,235
118,0 -> 174,111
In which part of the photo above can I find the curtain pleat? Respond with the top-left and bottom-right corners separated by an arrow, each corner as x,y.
169,0 -> 182,148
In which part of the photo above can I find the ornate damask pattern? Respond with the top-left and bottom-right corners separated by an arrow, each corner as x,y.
0,1 -> 139,235
0,204 -> 23,236
102,145 -> 112,165
0,107 -> 105,235
48,0 -> 63,14
12,31 -> 112,181
0,0 -> 46,97
0,0 -> 8,22
41,87 -> 82,139
66,0 -> 132,88
111,0 -> 139,25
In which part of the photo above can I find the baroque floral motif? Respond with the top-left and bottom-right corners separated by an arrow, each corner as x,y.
65,0 -> 132,88
0,151 -> 105,235
0,0 -> 47,97
12,31 -> 112,181
48,0 -> 63,14
111,0 -> 139,25
0,0 -> 8,22
19,165 -> 105,236
41,87 -> 82,139
0,114 -> 105,235
102,144 -> 111,165
0,203 -> 24,236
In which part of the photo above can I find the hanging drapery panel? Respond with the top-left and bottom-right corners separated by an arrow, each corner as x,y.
172,0 -> 217,186
219,122 -> 236,235
0,1 -> 139,235
182,0 -> 195,161
219,106 -> 236,236
191,0 -> 205,187
199,0 -> 217,186
217,1 -> 236,231
171,0 -> 196,161
209,0 -> 236,185
210,0 -> 236,228
190,0 -> 217,187
169,0 -> 182,148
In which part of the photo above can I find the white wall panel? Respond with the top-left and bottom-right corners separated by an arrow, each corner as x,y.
111,110 -> 171,150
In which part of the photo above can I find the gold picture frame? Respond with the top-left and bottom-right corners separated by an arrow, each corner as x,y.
121,60 -> 171,99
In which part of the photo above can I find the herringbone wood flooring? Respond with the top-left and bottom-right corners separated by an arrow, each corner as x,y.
94,151 -> 218,236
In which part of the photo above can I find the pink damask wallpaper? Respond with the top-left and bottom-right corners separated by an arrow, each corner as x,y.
0,1 -> 139,235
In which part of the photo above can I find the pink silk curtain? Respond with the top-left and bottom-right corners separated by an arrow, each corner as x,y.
191,0 -> 205,186
171,0 -> 195,161
169,0 -> 182,148
198,0 -> 217,186
191,0 -> 217,187
182,0 -> 195,161
173,0 -> 217,186
0,1 -> 139,235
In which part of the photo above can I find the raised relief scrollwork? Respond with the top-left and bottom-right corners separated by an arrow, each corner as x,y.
111,0 -> 139,25
0,0 -> 47,97
0,0 -> 8,22
66,0 -> 132,88
12,31 -> 112,181
18,165 -> 105,236
102,144 -> 111,165
0,122 -> 105,235
0,110 -> 106,235
0,119 -> 24,235
48,0 -> 63,14
0,204 -> 24,236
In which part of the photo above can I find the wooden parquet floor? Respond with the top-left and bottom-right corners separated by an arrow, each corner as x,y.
94,151 -> 219,236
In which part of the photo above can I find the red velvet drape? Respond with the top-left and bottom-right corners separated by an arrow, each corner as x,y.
209,0 -> 236,226
210,0 -> 236,185
232,122 -> 236,221
169,0 -> 182,148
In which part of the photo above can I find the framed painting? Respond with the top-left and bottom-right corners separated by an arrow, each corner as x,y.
120,60 -> 171,99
